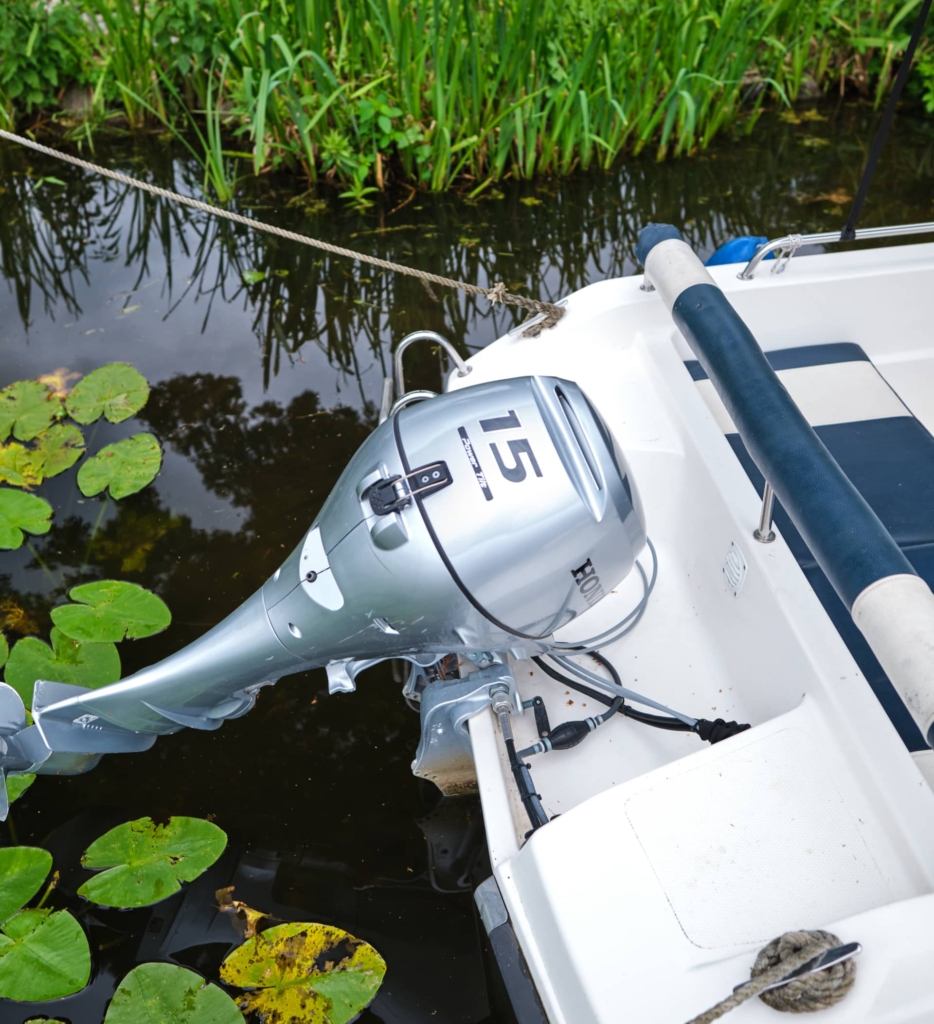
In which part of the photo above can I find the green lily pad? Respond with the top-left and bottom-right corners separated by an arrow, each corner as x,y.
77,433 -> 162,500
0,441 -> 47,489
65,363 -> 149,425
34,422 -> 86,477
0,847 -> 52,924
4,628 -> 121,707
79,816 -> 228,908
7,774 -> 35,806
0,632 -> 7,668
104,963 -> 242,1024
0,907 -> 91,1000
51,581 -> 171,643
0,489 -> 53,549
220,921 -> 387,1024
0,380 -> 62,442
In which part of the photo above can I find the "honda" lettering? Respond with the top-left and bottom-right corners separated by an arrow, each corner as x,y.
571,558 -> 605,607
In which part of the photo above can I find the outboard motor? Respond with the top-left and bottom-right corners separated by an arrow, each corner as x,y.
0,375 -> 645,802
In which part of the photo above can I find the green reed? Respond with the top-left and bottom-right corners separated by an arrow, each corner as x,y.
4,0 -> 932,195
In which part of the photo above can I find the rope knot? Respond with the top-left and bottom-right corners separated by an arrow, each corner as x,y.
752,930 -> 855,1013
686,929 -> 856,1024
486,281 -> 508,305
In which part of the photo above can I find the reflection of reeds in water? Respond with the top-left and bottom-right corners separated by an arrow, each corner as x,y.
2,107 -> 933,389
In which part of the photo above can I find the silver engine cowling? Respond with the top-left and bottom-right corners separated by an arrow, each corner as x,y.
0,374 -> 645,798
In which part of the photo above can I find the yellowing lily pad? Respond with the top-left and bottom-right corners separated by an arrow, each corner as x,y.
0,632 -> 7,668
79,816 -> 228,908
66,363 -> 149,424
0,380 -> 62,441
4,628 -> 121,707
220,921 -> 387,1024
77,433 -> 161,499
0,441 -> 46,488
0,489 -> 53,549
51,580 -> 171,642
103,963 -> 242,1024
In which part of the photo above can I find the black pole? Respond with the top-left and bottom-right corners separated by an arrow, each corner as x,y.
840,0 -> 933,242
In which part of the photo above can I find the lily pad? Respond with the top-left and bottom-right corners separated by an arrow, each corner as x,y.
34,422 -> 86,477
51,581 -> 171,642
7,774 -> 35,805
220,921 -> 387,1024
0,847 -> 52,924
77,433 -> 162,500
0,380 -> 62,442
0,441 -> 47,489
0,489 -> 53,549
79,816 -> 228,908
4,628 -> 121,707
66,363 -> 149,424
104,963 -> 242,1024
0,907 -> 91,1001
0,632 -> 7,667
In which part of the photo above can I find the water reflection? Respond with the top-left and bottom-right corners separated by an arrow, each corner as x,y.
3,106 -> 932,401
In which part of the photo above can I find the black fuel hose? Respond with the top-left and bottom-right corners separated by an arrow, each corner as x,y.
531,655 -> 691,732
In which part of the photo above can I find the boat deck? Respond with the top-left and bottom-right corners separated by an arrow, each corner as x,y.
454,241 -> 934,1023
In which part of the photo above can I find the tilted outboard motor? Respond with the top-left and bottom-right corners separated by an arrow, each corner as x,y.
0,375 -> 645,808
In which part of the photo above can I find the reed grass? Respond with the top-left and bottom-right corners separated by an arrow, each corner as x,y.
3,0 -> 932,197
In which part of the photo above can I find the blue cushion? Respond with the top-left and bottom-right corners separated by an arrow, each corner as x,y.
726,416 -> 934,750
685,342 -> 869,382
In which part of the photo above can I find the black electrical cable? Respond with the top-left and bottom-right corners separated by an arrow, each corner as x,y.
589,652 -> 695,732
503,733 -> 549,831
531,654 -> 751,742
532,655 -> 692,732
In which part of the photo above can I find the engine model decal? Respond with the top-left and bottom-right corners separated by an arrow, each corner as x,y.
457,427 -> 494,501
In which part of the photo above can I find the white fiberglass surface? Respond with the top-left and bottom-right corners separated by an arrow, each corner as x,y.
455,241 -> 934,853
457,242 -> 934,1024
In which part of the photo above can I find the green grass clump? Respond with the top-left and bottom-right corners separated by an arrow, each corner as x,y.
2,0 -> 932,196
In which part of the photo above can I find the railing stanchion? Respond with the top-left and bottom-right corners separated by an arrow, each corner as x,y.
753,482 -> 776,544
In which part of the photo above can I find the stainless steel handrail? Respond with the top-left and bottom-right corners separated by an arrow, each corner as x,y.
738,220 -> 934,280
378,331 -> 472,425
394,330 -> 471,398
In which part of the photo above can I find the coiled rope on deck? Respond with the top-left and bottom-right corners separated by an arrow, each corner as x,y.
0,128 -> 564,337
686,930 -> 856,1024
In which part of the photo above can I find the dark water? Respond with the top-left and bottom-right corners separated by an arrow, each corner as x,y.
1,104 -> 932,1023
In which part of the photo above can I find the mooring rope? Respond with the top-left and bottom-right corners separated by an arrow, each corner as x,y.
685,930 -> 856,1023
0,128 -> 564,337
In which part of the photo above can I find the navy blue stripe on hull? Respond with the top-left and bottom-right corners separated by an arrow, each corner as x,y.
685,342 -> 870,382
726,415 -> 934,751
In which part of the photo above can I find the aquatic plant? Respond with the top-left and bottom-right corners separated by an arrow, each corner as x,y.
79,816 -> 228,907
0,362 -> 169,809
3,0 -> 932,192
0,818 -> 387,1020
220,919 -> 388,1023
0,846 -> 91,1001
